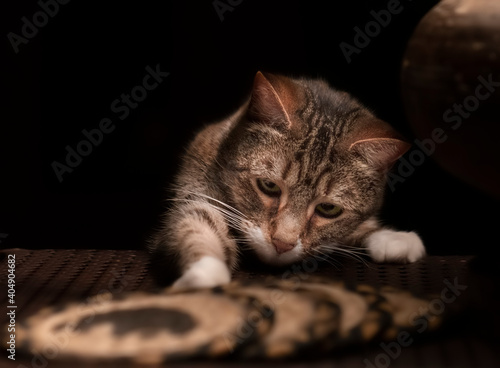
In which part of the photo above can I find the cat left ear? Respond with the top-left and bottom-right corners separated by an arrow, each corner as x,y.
348,120 -> 411,171
247,71 -> 300,129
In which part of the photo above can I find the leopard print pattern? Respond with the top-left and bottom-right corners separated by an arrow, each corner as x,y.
11,277 -> 442,364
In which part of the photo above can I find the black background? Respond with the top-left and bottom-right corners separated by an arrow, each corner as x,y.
1,0 -> 497,255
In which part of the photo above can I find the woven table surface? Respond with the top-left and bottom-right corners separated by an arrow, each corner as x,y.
1,249 -> 499,367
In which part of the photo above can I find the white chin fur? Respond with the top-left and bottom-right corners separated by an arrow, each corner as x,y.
172,256 -> 231,289
365,229 -> 426,263
245,226 -> 303,266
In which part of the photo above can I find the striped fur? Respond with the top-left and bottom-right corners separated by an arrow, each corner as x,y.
149,72 -> 425,288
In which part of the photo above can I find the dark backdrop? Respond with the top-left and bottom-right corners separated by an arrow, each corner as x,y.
1,0 -> 497,255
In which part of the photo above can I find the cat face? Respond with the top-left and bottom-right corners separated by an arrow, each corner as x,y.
217,73 -> 409,266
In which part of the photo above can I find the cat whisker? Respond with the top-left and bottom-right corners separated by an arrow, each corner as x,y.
320,244 -> 371,268
338,247 -> 374,265
172,197 -> 248,223
339,252 -> 372,269
327,247 -> 367,260
332,247 -> 368,257
230,235 -> 253,243
306,249 -> 341,270
180,202 -> 252,238
170,196 -> 261,250
175,189 -> 248,219
320,244 -> 367,256
338,244 -> 368,252
213,157 -> 226,171
168,198 -> 248,232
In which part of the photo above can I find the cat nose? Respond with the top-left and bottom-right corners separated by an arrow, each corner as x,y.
272,238 -> 295,254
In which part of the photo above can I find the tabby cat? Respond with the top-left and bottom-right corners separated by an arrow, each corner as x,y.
149,72 -> 425,289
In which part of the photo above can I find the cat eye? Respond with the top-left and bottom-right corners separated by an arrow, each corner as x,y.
256,178 -> 282,197
315,203 -> 343,218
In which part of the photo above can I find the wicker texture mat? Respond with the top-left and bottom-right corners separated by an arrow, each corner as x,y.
1,249 -> 498,367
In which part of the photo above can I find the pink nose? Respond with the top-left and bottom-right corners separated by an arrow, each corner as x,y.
272,238 -> 295,254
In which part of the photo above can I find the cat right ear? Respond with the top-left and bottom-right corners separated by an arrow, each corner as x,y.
348,119 -> 411,172
247,71 -> 299,129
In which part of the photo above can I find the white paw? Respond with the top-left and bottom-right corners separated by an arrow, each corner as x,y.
365,229 -> 426,263
172,256 -> 231,290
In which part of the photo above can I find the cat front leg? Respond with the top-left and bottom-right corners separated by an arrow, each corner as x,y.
164,202 -> 237,289
365,228 -> 426,263
349,218 -> 426,263
173,255 -> 231,289
171,204 -> 236,288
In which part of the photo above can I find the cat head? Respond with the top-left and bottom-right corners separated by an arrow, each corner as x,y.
217,72 -> 409,266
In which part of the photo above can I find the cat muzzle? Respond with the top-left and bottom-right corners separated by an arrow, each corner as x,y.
272,238 -> 296,254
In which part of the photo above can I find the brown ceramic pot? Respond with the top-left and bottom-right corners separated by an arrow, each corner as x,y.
401,0 -> 500,199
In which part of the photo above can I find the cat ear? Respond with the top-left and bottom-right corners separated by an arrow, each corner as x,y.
247,71 -> 300,128
348,120 -> 411,171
